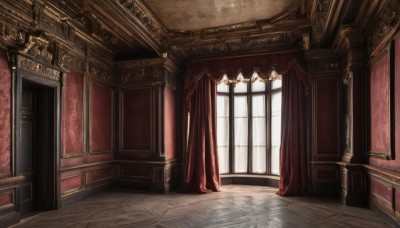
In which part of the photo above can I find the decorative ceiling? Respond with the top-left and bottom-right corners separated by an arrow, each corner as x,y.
142,0 -> 297,31
2,0 -> 382,62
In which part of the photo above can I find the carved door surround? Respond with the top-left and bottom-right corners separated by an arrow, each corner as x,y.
8,37 -> 66,212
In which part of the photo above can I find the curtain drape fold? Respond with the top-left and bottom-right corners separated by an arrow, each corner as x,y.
277,69 -> 307,196
183,75 -> 220,193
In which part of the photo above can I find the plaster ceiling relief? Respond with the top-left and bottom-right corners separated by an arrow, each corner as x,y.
142,0 -> 297,31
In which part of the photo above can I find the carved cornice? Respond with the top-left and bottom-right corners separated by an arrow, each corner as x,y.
367,0 -> 400,57
17,55 -> 61,81
113,0 -> 160,37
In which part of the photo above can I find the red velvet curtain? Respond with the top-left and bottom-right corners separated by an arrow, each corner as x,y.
183,75 -> 220,193
184,52 -> 307,195
277,69 -> 307,196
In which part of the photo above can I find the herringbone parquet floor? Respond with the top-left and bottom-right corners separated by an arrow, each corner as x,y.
11,185 -> 389,228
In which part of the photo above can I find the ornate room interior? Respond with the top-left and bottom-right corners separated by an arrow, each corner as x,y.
0,0 -> 399,226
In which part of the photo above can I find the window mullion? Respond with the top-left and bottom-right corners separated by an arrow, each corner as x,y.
247,82 -> 252,174
229,84 -> 234,174
266,81 -> 272,174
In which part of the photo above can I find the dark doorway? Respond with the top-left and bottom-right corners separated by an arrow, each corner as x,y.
19,80 -> 57,215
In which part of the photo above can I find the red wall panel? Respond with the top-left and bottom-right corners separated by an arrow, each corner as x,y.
164,87 -> 175,159
91,168 -> 113,183
0,192 -> 12,206
62,73 -> 83,156
123,88 -> 151,151
369,54 -> 390,153
316,79 -> 339,156
396,188 -> 400,216
91,83 -> 112,152
370,178 -> 391,203
369,35 -> 400,170
61,175 -> 82,193
0,51 -> 11,178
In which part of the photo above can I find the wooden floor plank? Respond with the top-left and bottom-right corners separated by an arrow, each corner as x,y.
11,185 -> 389,228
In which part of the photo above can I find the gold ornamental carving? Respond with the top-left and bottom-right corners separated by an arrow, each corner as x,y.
17,55 -> 60,81
88,65 -> 112,83
121,69 -> 146,84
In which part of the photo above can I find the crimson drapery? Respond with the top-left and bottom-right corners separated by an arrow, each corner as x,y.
277,69 -> 307,196
184,52 -> 307,195
183,75 -> 220,193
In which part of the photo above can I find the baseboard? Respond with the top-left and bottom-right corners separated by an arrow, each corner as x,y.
370,199 -> 400,227
60,183 -> 113,207
0,211 -> 20,228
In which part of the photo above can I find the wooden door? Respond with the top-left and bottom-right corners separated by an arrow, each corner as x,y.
19,83 -> 56,215
19,88 -> 37,214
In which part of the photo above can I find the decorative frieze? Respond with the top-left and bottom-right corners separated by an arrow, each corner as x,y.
88,64 -> 112,83
58,47 -> 86,73
314,61 -> 341,72
121,69 -> 146,84
17,55 -> 61,81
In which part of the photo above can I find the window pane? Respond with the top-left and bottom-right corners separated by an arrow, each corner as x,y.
218,146 -> 229,174
252,95 -> 265,116
271,79 -> 282,89
252,95 -> 266,173
234,96 -> 248,173
217,95 -> 229,118
252,80 -> 265,92
271,91 -> 282,175
217,95 -> 229,173
252,146 -> 266,173
217,82 -> 229,93
234,81 -> 248,93
234,146 -> 248,173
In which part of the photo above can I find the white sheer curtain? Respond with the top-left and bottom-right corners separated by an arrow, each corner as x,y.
217,94 -> 229,174
271,91 -> 282,175
234,95 -> 248,173
252,95 -> 266,173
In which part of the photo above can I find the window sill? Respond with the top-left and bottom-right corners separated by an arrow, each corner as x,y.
221,174 -> 279,188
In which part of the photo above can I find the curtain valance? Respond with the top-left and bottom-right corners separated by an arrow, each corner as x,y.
184,52 -> 307,112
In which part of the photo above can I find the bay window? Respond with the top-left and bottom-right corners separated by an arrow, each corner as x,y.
217,74 -> 282,175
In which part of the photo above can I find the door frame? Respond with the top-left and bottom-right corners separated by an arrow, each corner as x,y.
12,52 -> 63,211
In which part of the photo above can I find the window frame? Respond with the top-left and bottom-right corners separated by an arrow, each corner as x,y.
216,79 -> 282,175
